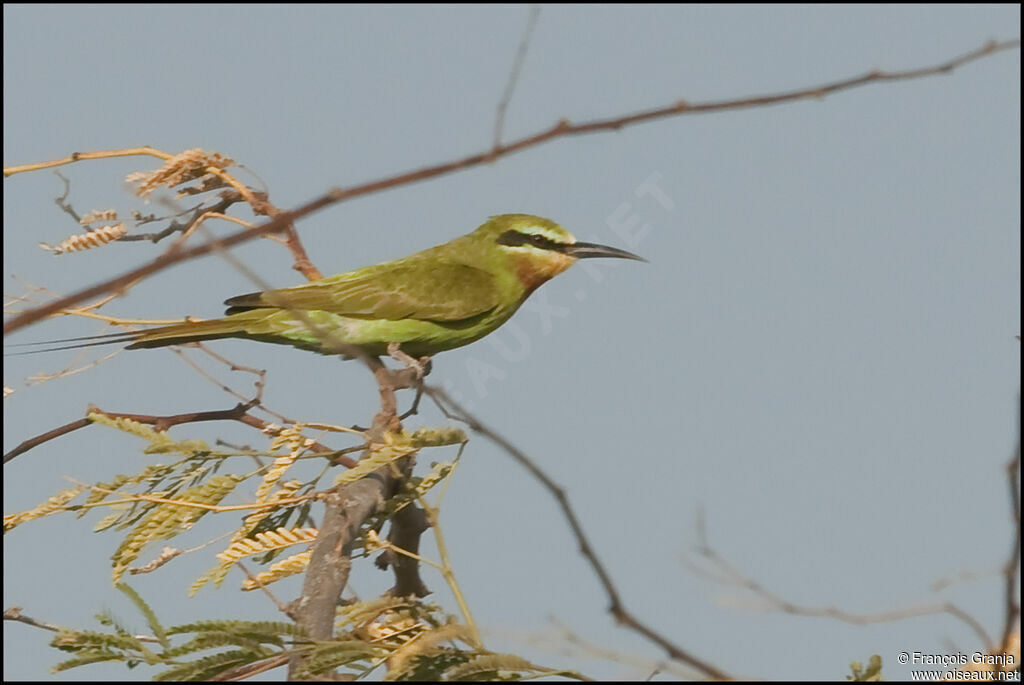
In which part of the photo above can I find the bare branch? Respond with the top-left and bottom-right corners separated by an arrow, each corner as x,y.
492,5 -> 541,150
6,39 -> 1017,336
4,146 -> 174,177
236,561 -> 294,616
97,401 -> 258,433
2,402 -> 357,468
3,417 -> 91,464
52,171 -> 80,222
424,385 -> 730,680
3,606 -> 66,634
380,504 -> 431,598
289,356 -> 425,677
281,221 -> 323,281
689,513 -> 994,649
3,606 -> 161,643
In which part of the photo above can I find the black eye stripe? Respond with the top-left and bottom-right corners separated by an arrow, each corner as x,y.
496,230 -> 565,252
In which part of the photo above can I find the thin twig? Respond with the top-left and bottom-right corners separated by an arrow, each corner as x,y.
424,385 -> 730,680
4,606 -> 65,634
97,401 -> 258,433
4,362 -> 356,467
236,561 -> 293,616
52,171 -> 80,222
6,149 -> 319,331
281,220 -> 323,281
3,417 -> 91,463
123,193 -> 242,244
173,344 -> 280,421
3,606 -> 161,643
538,618 -> 692,680
413,462 -> 483,648
493,5 -> 541,151
4,146 -> 174,177
76,482 -> 317,513
688,512 -> 994,649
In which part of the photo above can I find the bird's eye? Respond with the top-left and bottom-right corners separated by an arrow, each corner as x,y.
496,229 -> 562,251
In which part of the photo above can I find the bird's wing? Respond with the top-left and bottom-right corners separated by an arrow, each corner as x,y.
224,261 -> 502,322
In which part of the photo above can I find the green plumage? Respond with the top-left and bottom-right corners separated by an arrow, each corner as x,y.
116,214 -> 644,357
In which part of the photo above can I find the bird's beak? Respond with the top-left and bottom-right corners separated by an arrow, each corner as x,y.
563,241 -> 647,262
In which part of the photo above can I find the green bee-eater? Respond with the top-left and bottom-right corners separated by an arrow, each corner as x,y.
33,214 -> 645,358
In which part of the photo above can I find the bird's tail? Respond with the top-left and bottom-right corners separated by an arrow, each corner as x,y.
125,317 -> 257,349
6,316 -> 253,355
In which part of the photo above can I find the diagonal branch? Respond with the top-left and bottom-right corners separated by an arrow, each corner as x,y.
2,400 -> 356,467
5,38 -> 1017,337
424,385 -> 730,681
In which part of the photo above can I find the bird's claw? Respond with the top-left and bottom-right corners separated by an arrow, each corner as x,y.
387,343 -> 431,381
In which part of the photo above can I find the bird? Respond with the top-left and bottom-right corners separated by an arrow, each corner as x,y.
24,214 -> 645,359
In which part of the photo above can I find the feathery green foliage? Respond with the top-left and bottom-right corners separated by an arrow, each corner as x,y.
111,474 -> 243,582
153,649 -> 263,681
13,358 -> 587,680
332,432 -> 419,486
48,586 -> 551,681
291,640 -> 384,679
847,655 -> 884,681
409,426 -> 468,448
116,583 -> 170,649
3,485 -> 87,532
165,619 -> 302,636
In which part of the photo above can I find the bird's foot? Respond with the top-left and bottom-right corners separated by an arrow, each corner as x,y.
387,343 -> 432,380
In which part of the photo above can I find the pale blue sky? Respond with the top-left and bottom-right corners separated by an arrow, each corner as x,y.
4,5 -> 1020,681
